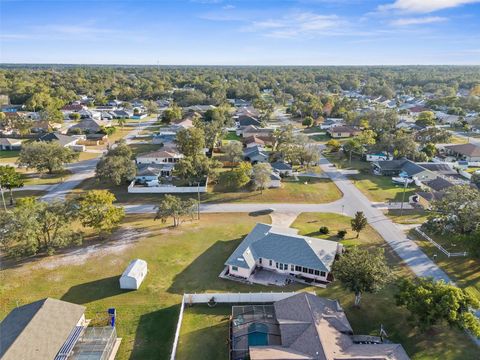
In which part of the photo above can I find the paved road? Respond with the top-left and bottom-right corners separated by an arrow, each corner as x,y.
449,130 -> 480,145
317,157 -> 452,282
41,117 -> 157,202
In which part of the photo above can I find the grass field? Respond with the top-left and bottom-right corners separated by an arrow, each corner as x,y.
174,213 -> 479,360
385,209 -> 430,224
224,131 -> 241,141
74,176 -> 343,205
411,230 -> 480,302
350,174 -> 419,203
0,150 -> 20,163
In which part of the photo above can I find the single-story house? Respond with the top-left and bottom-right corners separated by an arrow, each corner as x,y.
244,135 -> 265,149
271,161 -> 293,176
372,159 -> 437,181
236,115 -> 262,128
320,117 -> 345,129
172,118 -> 194,130
228,98 -> 252,107
243,145 -> 269,164
112,110 -> 133,119
0,138 -> 22,151
239,125 -> 274,139
444,143 -> 480,162
231,292 -> 410,360
327,126 -> 361,138
184,105 -> 216,113
136,148 -> 183,165
37,132 -> 84,151
365,152 -> 393,162
61,104 -> 86,116
224,223 -> 342,285
135,163 -> 175,182
68,118 -> 110,134
152,131 -> 177,145
0,298 -> 119,360
412,190 -> 446,210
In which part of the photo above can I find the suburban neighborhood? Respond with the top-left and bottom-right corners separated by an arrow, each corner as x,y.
1,1 -> 480,360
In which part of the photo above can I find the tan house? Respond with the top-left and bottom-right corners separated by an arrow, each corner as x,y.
327,125 -> 361,138
136,148 -> 183,165
444,143 -> 480,162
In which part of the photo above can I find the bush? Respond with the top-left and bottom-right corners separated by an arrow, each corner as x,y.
337,229 -> 347,239
319,226 -> 329,234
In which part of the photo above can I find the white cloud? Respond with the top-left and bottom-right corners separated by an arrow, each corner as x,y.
248,12 -> 345,39
390,16 -> 448,26
379,0 -> 480,13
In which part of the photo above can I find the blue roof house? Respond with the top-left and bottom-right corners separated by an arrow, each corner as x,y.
223,223 -> 341,286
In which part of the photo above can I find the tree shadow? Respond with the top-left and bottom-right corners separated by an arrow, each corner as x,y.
130,305 -> 179,360
61,276 -> 126,304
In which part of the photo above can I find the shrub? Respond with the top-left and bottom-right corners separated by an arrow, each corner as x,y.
337,229 -> 347,239
319,226 -> 329,234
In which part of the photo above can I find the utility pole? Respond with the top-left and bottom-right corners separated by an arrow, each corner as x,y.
197,182 -> 201,220
399,178 -> 409,217
0,184 -> 7,211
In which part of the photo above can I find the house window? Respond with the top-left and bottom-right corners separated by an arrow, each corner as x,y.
232,266 -> 238,272
276,262 -> 279,269
259,258 -> 262,264
308,269 -> 314,274
320,271 -> 326,277
291,265 -> 294,271
295,266 -> 301,272
269,260 -> 272,266
302,267 -> 308,273
314,270 -> 320,276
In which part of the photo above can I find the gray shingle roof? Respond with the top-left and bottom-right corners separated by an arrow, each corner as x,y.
271,161 -> 292,171
38,132 -> 77,147
0,298 -> 85,360
225,224 -> 338,272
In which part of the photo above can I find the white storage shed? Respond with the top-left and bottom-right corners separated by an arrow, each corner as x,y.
119,259 -> 148,290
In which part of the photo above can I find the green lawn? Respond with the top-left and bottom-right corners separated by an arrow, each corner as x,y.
73,176 -> 343,205
21,171 -> 71,186
0,213 -> 275,360
411,230 -> 480,302
205,176 -> 342,204
173,213 -> 479,360
350,174 -> 419,203
0,150 -> 20,163
224,131 -> 241,141
385,209 -> 430,225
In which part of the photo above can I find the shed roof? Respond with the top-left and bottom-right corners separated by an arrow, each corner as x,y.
121,259 -> 147,279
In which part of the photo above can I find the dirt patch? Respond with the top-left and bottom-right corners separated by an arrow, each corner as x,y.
32,227 -> 149,270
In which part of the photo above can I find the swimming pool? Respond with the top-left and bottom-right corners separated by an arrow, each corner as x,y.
247,323 -> 269,346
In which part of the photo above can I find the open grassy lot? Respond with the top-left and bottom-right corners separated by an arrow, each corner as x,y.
350,174 -> 419,203
205,176 -> 342,204
21,170 -> 71,185
129,143 -> 162,157
385,209 -> 430,225
78,151 -> 103,161
0,150 -> 20,163
174,213 -> 479,360
411,230 -> 480,302
74,176 -> 343,205
0,213 -> 274,360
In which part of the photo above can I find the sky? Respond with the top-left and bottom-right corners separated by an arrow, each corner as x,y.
1,0 -> 480,65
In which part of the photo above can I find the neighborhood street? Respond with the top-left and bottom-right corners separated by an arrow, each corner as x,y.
40,117 -> 157,201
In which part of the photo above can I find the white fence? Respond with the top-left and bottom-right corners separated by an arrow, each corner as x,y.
415,227 -> 468,257
128,180 -> 207,194
170,291 -> 307,360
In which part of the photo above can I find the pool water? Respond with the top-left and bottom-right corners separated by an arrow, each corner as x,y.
247,323 -> 269,346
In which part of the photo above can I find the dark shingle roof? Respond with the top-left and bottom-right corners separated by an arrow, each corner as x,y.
38,133 -> 77,147
271,161 -> 292,171
424,177 -> 454,192
445,143 -> 480,157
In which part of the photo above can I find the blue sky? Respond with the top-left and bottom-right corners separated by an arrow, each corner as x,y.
1,0 -> 480,65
